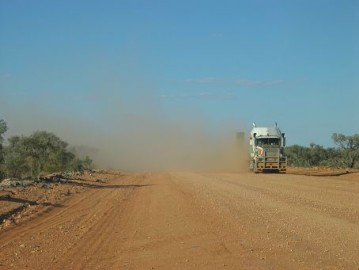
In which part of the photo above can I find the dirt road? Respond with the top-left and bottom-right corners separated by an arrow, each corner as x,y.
1,171 -> 358,269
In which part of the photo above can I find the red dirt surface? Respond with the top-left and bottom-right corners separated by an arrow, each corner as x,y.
1,170 -> 359,269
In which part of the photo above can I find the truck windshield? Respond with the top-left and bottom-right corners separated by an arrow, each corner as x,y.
256,138 -> 280,146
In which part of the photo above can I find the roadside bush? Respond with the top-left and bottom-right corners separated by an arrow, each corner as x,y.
4,131 -> 94,179
332,133 -> 359,168
286,133 -> 359,169
285,145 -> 311,167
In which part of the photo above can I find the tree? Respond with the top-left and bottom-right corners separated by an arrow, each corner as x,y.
285,143 -> 335,167
3,136 -> 30,178
320,147 -> 342,167
285,145 -> 312,167
0,119 -> 7,143
68,156 -> 93,172
0,119 -> 8,178
27,131 -> 70,174
332,133 -> 359,168
308,143 -> 329,167
82,156 -> 93,170
4,131 -> 83,178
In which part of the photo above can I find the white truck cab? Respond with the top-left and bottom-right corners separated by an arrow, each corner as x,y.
249,123 -> 287,173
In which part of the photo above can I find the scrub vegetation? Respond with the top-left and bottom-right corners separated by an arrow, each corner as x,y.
0,119 -> 93,179
286,133 -> 359,168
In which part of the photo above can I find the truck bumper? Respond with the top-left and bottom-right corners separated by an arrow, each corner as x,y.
256,162 -> 287,173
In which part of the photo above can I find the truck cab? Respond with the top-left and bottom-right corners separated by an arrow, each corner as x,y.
249,124 -> 287,173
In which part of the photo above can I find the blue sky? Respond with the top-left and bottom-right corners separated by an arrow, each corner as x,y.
1,0 -> 358,151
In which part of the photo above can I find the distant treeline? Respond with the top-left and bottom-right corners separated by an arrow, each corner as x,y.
286,133 -> 359,169
0,119 -> 93,180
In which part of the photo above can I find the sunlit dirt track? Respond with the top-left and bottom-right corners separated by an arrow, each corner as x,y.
1,171 -> 359,269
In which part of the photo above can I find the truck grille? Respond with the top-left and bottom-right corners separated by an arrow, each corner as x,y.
264,148 -> 279,158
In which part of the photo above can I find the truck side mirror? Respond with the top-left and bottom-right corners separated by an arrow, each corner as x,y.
282,133 -> 286,147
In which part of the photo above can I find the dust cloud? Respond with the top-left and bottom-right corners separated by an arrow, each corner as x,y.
93,115 -> 249,173
77,84 -> 249,172
1,64 -> 249,173
2,90 -> 248,173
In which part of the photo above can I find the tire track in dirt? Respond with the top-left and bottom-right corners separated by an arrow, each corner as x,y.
1,172 -> 358,269
171,172 -> 359,269
0,174 -> 146,269
201,173 -> 359,224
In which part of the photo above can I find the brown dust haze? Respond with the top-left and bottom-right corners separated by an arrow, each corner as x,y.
1,66 -> 249,172
78,86 -> 247,172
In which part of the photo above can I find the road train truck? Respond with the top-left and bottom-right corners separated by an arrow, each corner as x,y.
249,123 -> 287,173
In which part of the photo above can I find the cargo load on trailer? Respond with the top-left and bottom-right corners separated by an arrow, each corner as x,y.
249,123 -> 287,173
